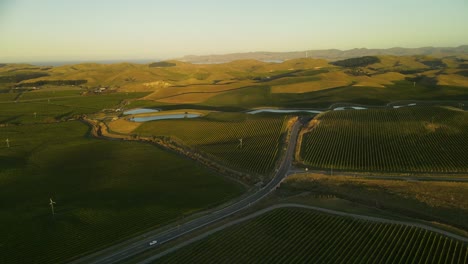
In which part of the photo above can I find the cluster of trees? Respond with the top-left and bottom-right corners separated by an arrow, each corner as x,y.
148,61 -> 176,68
419,59 -> 447,69
253,70 -> 300,82
405,75 -> 438,86
16,79 -> 87,87
345,68 -> 371,76
193,72 -> 210,80
331,56 -> 380,68
0,72 -> 50,84
398,69 -> 428,74
456,70 -> 468,77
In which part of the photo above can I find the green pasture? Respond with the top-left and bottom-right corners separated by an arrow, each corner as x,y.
0,92 -> 148,124
0,121 -> 243,263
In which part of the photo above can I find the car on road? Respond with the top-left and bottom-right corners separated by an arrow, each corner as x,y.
149,240 -> 158,246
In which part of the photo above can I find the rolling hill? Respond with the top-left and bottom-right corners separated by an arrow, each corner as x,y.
176,45 -> 468,63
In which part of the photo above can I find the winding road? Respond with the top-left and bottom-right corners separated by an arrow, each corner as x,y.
70,119 -> 305,264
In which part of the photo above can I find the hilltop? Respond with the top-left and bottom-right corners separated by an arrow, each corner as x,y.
176,45 -> 468,64
1,54 -> 468,108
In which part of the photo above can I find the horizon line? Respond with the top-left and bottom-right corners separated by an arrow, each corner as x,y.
2,44 -> 467,65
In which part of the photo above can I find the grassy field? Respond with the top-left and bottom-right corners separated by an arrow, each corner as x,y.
134,113 -> 290,179
0,92 -> 147,124
0,92 -> 21,101
299,106 -> 468,173
198,80 -> 468,109
3,57 -> 468,110
282,174 -> 468,231
0,121 -> 244,263
144,81 -> 254,104
18,89 -> 82,101
158,208 -> 468,263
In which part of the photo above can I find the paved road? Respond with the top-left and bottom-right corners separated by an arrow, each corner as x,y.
70,119 -> 304,264
141,203 -> 468,263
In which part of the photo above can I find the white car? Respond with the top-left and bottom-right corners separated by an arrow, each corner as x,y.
149,240 -> 158,246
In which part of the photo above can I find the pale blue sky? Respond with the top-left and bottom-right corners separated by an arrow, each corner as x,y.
1,0 -> 467,62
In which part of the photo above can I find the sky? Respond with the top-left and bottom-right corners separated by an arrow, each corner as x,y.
1,0 -> 467,63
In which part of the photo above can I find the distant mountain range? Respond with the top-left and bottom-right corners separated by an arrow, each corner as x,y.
176,45 -> 468,64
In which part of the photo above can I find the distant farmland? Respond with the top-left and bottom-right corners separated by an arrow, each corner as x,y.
299,106 -> 468,174
158,208 -> 468,263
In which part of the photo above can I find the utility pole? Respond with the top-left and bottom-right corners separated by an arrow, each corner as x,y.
5,138 -> 9,148
49,198 -> 56,217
